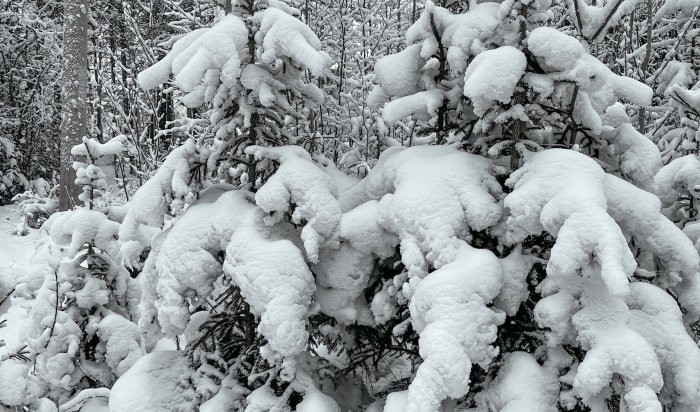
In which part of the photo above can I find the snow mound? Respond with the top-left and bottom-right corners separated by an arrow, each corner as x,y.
476,352 -> 559,411
464,46 -> 527,116
109,351 -> 197,412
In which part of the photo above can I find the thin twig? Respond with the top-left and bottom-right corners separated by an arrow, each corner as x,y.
44,269 -> 59,349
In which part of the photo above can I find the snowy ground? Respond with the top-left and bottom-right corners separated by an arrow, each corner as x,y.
0,204 -> 41,358
0,205 -> 41,265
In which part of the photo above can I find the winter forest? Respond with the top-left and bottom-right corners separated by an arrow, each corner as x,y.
1,0 -> 700,411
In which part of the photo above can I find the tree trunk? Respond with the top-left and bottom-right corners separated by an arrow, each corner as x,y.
59,0 -> 88,211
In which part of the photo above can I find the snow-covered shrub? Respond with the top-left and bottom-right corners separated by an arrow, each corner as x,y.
11,186 -> 58,231
71,136 -> 126,209
0,209 -> 142,409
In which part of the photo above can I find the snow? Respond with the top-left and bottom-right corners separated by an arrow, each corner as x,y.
138,16 -> 248,93
655,155 -> 700,208
199,376 -> 247,412
382,89 -> 444,125
463,46 -> 527,116
71,136 -> 125,159
240,64 -> 284,108
59,388 -> 110,412
655,0 -> 699,19
604,174 -> 700,319
571,281 -> 663,405
343,146 -> 502,286
244,383 -> 290,412
293,370 -> 341,412
0,359 -> 29,406
372,44 -> 424,99
252,7 -> 330,76
505,149 -> 636,296
119,139 -> 201,270
657,61 -> 695,96
405,243 -> 505,412
0,205 -> 48,361
625,282 -> 700,409
565,0 -> 644,41
494,246 -> 534,316
444,2 -> 502,62
670,84 -> 700,113
614,75 -> 654,107
475,352 -> 559,411
92,314 -> 144,377
109,351 -> 197,412
338,200 -> 398,259
224,210 -> 315,373
534,290 -> 578,346
527,27 -> 653,115
312,243 -> 374,324
6,6 -> 700,410
137,29 -> 206,91
527,27 -> 584,71
44,209 -> 122,263
145,188 -> 251,337
139,5 -> 329,122
382,390 -> 409,412
0,205 -> 41,265
247,145 -> 341,263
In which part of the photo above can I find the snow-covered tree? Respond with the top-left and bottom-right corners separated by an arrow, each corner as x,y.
106,140 -> 700,412
371,0 -> 658,179
137,0 -> 330,187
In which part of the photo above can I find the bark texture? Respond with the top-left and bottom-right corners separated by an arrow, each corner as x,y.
59,0 -> 88,211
